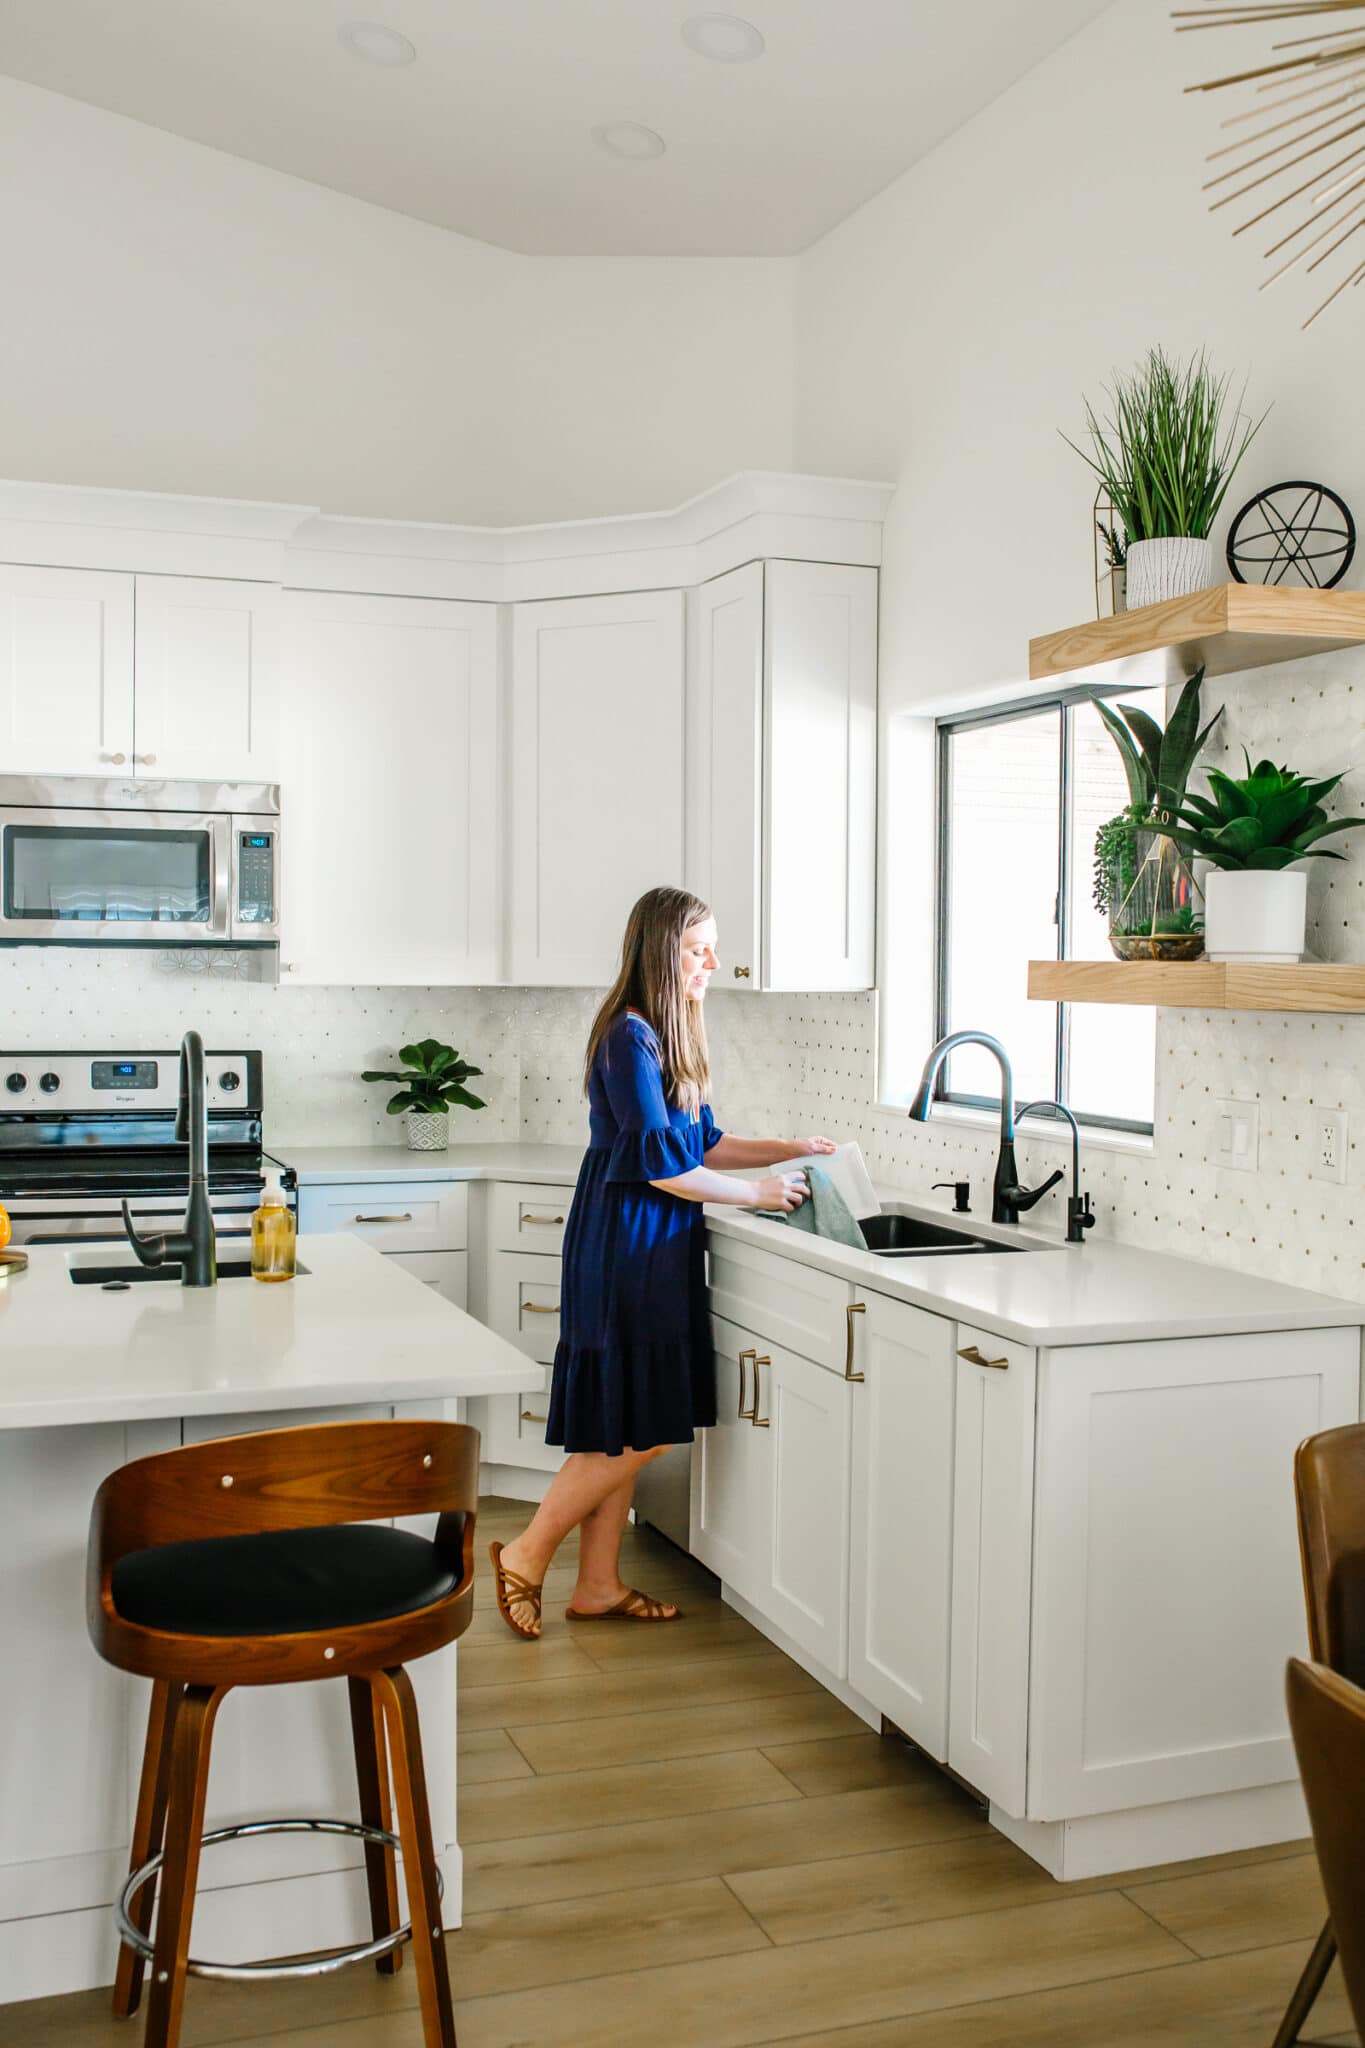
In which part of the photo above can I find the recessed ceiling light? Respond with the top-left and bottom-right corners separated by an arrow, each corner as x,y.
680,13 -> 765,62
338,21 -> 418,66
592,122 -> 667,161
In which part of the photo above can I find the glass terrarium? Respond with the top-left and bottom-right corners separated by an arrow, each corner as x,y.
1102,825 -> 1205,962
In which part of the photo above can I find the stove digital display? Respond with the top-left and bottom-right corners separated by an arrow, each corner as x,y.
91,1060 -> 158,1089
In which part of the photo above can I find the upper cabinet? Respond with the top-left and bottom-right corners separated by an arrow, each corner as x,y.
0,565 -> 135,775
688,559 -> 877,991
132,575 -> 279,782
280,590 -> 500,985
510,591 -> 684,986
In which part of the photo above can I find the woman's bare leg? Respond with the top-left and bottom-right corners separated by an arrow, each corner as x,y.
496,1448 -> 661,1633
570,1466 -> 677,1618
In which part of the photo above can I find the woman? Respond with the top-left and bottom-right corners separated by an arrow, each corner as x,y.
490,885 -> 835,1638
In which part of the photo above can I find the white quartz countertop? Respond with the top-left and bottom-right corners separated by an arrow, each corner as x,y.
0,1235 -> 544,1430
705,1201 -> 1365,1347
277,1142 -> 583,1186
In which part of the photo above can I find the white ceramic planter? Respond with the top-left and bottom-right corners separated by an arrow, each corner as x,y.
1204,868 -> 1308,964
1126,536 -> 1214,609
404,1110 -> 451,1151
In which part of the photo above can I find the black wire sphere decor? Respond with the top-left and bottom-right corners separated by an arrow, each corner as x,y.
1226,481 -> 1356,591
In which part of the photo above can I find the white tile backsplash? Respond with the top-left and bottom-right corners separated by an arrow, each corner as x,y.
5,644 -> 1361,1305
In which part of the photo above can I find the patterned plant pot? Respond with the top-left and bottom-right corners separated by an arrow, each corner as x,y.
404,1111 -> 450,1152
1126,536 -> 1214,609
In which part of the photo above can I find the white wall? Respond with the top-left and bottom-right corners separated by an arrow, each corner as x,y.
0,75 -> 796,526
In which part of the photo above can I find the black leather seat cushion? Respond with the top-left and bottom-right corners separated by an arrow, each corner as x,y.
111,1523 -> 459,1638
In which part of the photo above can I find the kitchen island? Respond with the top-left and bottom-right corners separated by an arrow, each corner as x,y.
0,1236 -> 542,2001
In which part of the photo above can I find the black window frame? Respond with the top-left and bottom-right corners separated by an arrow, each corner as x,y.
934,683 -> 1156,1138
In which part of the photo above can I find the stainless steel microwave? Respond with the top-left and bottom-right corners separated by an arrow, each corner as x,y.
0,776 -> 280,946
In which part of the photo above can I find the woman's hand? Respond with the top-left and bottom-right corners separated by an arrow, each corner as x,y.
789,1135 -> 837,1158
754,1171 -> 809,1213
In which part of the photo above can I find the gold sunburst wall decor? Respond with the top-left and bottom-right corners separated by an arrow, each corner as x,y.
1176,0 -> 1365,325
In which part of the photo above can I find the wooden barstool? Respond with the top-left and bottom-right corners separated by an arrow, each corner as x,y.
1272,1420 -> 1365,2048
87,1418 -> 479,2048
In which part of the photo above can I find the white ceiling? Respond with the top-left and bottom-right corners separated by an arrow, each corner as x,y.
0,0 -> 1111,257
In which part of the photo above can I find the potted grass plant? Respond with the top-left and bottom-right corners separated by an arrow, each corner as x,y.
1164,754 -> 1365,963
1093,669 -> 1222,961
1066,348 -> 1266,609
361,1038 -> 485,1151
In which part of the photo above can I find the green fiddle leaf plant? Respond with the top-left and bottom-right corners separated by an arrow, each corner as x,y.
361,1039 -> 486,1118
1166,752 -> 1365,872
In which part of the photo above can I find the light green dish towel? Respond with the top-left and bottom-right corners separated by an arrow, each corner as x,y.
764,1163 -> 866,1249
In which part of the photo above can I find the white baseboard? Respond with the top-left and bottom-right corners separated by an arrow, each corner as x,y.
991,1780 -> 1310,1881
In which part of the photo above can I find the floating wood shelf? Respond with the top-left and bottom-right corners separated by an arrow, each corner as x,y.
1028,959 -> 1365,1013
1029,584 -> 1365,691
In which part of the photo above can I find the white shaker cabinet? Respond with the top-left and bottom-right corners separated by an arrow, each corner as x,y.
686,560 -> 876,991
280,590 -> 500,984
691,1316 -> 766,1597
509,591 -> 684,985
0,564 -> 134,775
846,1292 -> 957,1758
132,575 -> 279,781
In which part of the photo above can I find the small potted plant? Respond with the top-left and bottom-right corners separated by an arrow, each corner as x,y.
1066,348 -> 1266,609
1165,754 -> 1365,963
361,1039 -> 485,1152
1097,519 -> 1128,613
1093,669 -> 1222,961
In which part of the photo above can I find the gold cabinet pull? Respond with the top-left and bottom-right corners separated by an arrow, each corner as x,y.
355,1211 -> 414,1223
522,1300 -> 560,1315
958,1343 -> 1009,1371
737,1348 -> 757,1419
521,1213 -> 565,1227
845,1301 -> 866,1382
520,1409 -> 548,1424
733,966 -> 751,979
751,1354 -> 772,1427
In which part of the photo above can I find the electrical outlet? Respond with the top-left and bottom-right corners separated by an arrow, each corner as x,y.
1212,1098 -> 1259,1173
1310,1108 -> 1348,1186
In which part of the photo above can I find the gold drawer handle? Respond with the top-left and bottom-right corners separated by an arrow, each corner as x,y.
737,1348 -> 757,1419
733,966 -> 751,979
845,1301 -> 866,1382
751,1353 -> 771,1428
520,1409 -> 548,1424
522,1301 -> 560,1315
354,1212 -> 414,1224
958,1343 -> 1009,1371
521,1213 -> 565,1226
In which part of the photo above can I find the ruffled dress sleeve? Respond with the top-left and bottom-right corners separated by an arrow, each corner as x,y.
700,1100 -> 724,1153
602,1016 -> 701,1183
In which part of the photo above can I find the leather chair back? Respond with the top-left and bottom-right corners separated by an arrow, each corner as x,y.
1287,1658 -> 1365,2038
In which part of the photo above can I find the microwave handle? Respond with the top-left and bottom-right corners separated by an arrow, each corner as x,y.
211,816 -> 232,940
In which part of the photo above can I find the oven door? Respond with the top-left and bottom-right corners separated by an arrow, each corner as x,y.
0,805 -> 230,943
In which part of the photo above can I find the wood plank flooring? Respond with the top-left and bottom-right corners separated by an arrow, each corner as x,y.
4,1496 -> 1357,2048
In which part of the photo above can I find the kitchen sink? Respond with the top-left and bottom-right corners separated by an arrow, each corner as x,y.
858,1215 -> 1026,1257
69,1259 -> 309,1286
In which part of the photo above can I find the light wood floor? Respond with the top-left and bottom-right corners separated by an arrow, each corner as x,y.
6,1497 -> 1359,2048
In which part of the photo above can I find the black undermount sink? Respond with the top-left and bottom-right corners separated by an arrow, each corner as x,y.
858,1215 -> 1025,1257
70,1259 -> 309,1286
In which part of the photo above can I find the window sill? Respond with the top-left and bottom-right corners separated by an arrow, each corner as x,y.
872,1100 -> 1155,1157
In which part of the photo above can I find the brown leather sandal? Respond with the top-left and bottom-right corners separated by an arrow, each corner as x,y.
489,1541 -> 544,1640
564,1588 -> 683,1622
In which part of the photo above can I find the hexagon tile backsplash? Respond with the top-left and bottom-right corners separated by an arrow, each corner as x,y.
1,643 -> 1360,1304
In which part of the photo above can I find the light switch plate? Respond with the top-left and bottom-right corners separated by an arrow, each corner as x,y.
1213,1098 -> 1259,1173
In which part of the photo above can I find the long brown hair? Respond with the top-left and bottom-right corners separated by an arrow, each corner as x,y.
585,886 -> 712,1114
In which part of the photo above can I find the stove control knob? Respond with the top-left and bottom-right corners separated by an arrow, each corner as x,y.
4,1071 -> 26,1094
218,1070 -> 241,1092
38,1072 -> 60,1094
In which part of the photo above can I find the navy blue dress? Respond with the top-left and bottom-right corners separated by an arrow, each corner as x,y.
546,1011 -> 722,1457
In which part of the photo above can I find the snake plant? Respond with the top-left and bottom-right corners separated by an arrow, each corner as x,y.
1095,668 -> 1222,824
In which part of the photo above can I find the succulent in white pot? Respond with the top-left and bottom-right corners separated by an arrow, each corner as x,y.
1066,348 -> 1267,610
361,1038 -> 485,1152
1164,754 -> 1365,964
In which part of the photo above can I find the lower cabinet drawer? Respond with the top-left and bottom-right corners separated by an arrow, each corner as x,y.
386,1249 -> 468,1311
487,1249 -> 563,1367
706,1231 -> 853,1374
297,1180 -> 468,1254
489,1181 -> 574,1255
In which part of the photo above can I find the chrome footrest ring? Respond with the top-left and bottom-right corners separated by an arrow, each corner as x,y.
116,1817 -> 444,1983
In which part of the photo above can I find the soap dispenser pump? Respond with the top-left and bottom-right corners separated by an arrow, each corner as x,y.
251,1170 -> 296,1283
